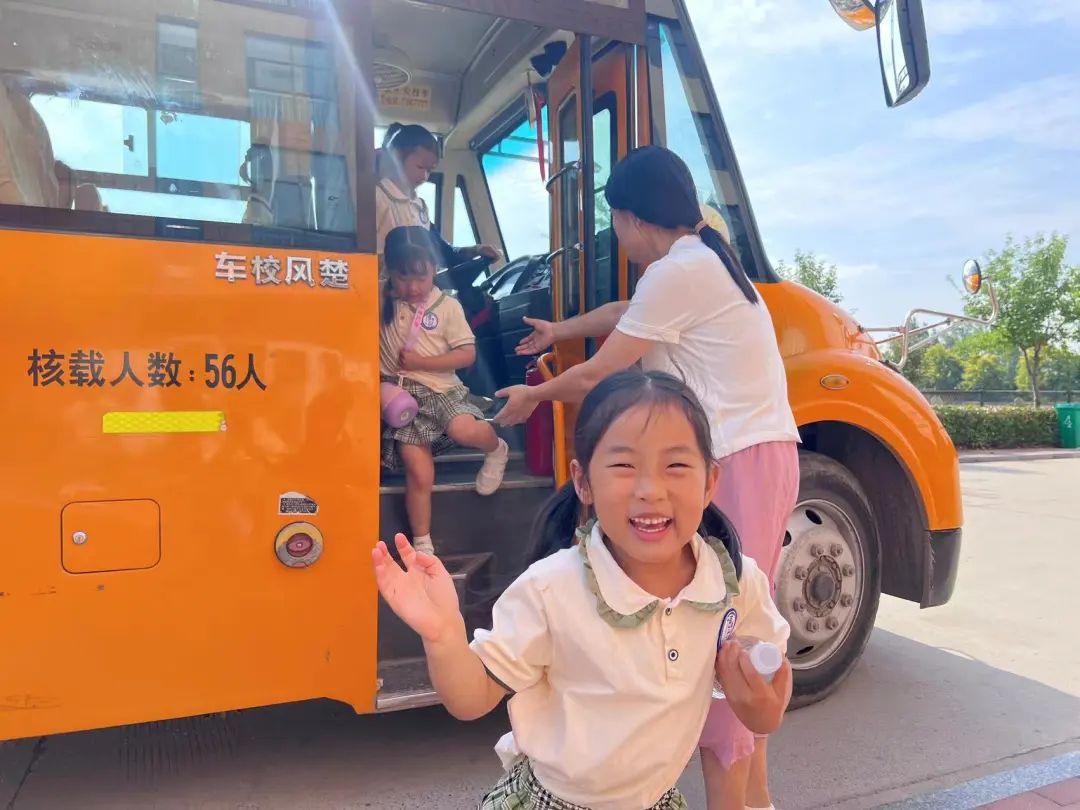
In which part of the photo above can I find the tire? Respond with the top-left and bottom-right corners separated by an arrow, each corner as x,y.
777,451 -> 881,709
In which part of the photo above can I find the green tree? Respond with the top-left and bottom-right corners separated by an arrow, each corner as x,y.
953,330 -> 1018,391
966,233 -> 1080,406
960,352 -> 1012,391
1016,346 -> 1080,393
919,343 -> 964,390
776,250 -> 843,304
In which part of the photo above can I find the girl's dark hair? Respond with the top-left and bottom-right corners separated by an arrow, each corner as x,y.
605,145 -> 758,305
382,122 -> 440,158
526,369 -> 742,576
382,226 -> 438,324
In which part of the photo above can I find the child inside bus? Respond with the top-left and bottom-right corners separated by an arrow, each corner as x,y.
376,122 -> 500,269
380,225 -> 509,556
373,369 -> 792,809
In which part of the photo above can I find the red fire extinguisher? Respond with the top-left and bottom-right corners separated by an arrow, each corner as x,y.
524,362 -> 554,477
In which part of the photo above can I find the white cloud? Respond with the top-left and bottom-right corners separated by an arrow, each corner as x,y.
934,47 -> 988,68
688,0 -> 859,55
919,0 -> 1078,36
908,75 -> 1080,152
686,0 -> 1080,60
833,261 -> 881,280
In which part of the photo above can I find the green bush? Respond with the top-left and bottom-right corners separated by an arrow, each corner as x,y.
933,405 -> 1060,449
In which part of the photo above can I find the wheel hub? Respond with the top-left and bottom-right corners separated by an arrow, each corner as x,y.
806,558 -> 841,616
776,500 -> 865,671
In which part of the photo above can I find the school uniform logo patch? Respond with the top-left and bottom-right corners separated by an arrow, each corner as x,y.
718,607 -> 738,650
421,312 -> 439,330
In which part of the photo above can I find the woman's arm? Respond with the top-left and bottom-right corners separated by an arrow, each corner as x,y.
515,301 -> 630,356
553,301 -> 630,342
430,225 -> 501,266
494,329 -> 654,425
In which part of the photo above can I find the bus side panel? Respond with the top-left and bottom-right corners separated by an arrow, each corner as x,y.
784,350 -> 963,531
1,231 -> 380,740
759,282 -> 963,532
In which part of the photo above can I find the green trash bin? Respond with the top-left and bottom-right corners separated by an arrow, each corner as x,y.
1055,403 -> 1080,449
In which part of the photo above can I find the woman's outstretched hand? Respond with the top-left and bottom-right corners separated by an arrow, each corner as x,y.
516,317 -> 556,356
493,384 -> 539,426
372,534 -> 463,644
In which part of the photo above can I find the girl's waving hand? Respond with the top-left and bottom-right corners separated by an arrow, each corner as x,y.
373,534 -> 462,644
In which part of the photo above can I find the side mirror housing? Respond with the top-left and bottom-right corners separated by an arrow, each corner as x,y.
876,0 -> 931,107
962,259 -> 983,295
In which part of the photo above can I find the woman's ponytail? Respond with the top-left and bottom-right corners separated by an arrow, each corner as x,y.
698,224 -> 758,305
382,122 -> 404,149
606,146 -> 760,305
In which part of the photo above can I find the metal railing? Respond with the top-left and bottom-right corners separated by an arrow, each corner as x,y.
920,390 -> 1076,406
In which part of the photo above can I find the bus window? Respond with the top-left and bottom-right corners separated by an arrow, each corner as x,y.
453,178 -> 480,247
0,1 -> 361,248
557,95 -> 581,318
592,93 -> 619,307
480,113 -> 550,260
648,19 -> 763,281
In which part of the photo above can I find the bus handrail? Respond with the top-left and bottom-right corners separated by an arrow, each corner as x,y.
537,352 -> 569,486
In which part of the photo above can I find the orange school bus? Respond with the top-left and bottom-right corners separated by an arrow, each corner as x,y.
2,0 -> 977,740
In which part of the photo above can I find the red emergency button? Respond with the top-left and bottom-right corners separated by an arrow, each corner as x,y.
274,522 -> 323,568
286,533 -> 314,558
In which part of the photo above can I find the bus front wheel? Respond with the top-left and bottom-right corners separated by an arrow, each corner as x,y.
776,451 -> 881,709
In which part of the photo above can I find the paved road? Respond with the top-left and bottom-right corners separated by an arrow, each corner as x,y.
3,459 -> 1079,809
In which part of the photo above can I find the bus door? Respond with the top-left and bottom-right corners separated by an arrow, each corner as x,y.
546,38 -> 634,481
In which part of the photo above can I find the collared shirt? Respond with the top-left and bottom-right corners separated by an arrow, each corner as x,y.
616,234 -> 800,459
379,288 -> 475,394
375,177 -> 430,257
470,523 -> 789,810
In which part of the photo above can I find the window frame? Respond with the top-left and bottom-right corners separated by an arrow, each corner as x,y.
555,92 -> 581,320
452,175 -> 481,248
645,12 -> 777,283
0,1 -> 372,253
476,104 -> 551,262
591,90 -> 619,308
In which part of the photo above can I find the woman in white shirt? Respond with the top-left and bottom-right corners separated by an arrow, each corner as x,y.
495,145 -> 800,810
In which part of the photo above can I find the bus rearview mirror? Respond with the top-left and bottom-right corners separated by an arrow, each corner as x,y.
875,0 -> 930,107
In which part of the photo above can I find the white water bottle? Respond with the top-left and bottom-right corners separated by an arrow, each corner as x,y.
712,639 -> 784,700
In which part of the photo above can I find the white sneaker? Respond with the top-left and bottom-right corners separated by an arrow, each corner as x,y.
476,439 -> 509,496
412,535 -> 435,556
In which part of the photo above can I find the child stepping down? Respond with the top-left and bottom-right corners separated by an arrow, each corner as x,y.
379,226 -> 508,556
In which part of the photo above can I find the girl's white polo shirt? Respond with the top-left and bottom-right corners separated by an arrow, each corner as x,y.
469,523 -> 789,810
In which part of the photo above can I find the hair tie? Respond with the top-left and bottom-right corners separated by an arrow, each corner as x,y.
693,220 -> 707,234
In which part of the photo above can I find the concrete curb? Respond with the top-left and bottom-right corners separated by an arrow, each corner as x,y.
959,449 -> 1080,464
875,750 -> 1080,810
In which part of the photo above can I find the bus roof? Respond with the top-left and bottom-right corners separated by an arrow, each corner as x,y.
412,0 -> 647,44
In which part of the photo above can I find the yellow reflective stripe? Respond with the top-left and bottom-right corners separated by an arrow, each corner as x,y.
103,411 -> 225,435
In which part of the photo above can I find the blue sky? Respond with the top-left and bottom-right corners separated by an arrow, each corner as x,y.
685,0 -> 1080,326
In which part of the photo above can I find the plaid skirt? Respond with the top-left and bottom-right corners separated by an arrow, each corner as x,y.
380,376 -> 484,471
478,759 -> 688,810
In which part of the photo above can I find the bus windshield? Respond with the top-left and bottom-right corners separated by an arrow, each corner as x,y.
0,0 -> 360,247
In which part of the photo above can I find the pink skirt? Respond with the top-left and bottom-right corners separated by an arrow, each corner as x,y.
699,440 -> 799,768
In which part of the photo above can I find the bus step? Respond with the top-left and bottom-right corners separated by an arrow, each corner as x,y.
375,657 -> 438,713
379,457 -> 548,495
